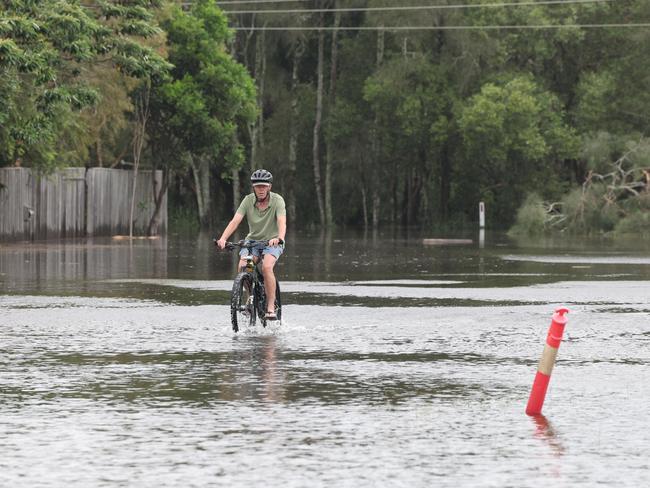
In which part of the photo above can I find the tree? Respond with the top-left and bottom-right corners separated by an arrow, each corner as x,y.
0,0 -> 170,170
150,0 -> 257,228
364,58 -> 453,226
457,75 -> 579,225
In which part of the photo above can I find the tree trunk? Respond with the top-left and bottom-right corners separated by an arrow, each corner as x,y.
324,5 -> 341,228
95,116 -> 106,167
361,185 -> 368,229
287,40 -> 303,225
228,30 -> 245,215
372,191 -> 380,229
407,168 -> 423,226
440,141 -> 451,222
241,16 -> 256,75
190,154 -> 211,228
312,12 -> 326,226
371,26 -> 385,230
232,167 -> 241,212
147,168 -> 168,236
96,137 -> 103,168
248,26 -> 267,172
129,83 -> 150,238
257,28 -> 266,169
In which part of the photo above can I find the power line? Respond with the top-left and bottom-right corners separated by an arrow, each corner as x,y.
217,0 -> 311,4
222,0 -> 614,16
231,23 -> 650,30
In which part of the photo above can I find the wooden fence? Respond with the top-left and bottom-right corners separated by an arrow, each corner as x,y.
0,167 -> 166,242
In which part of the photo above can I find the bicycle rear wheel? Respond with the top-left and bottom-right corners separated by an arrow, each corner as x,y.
231,272 -> 255,332
275,281 -> 282,320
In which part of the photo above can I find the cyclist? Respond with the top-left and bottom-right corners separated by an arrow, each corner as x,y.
216,169 -> 286,320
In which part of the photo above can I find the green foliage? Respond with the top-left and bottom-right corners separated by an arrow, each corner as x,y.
459,75 -> 577,164
613,211 -> 650,237
509,139 -> 650,236
580,132 -> 626,173
457,74 -> 579,225
169,203 -> 200,235
150,0 -> 257,168
508,193 -> 548,236
365,58 -> 451,145
0,0 -> 170,170
613,192 -> 650,236
574,72 -> 617,133
3,0 -> 650,235
362,57 -> 453,222
561,185 -> 620,234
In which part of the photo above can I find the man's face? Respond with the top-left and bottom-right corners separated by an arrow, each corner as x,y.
253,183 -> 271,200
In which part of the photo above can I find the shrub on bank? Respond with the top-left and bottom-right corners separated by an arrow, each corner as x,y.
613,210 -> 650,236
561,185 -> 620,234
510,141 -> 649,236
510,186 -> 650,236
507,193 -> 547,236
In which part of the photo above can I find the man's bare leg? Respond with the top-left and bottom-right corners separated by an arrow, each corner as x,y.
261,254 -> 278,315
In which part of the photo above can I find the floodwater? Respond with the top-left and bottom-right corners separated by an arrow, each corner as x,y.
1,230 -> 649,487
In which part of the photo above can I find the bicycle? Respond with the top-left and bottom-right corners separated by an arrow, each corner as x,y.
219,239 -> 282,332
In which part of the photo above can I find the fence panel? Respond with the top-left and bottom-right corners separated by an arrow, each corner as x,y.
86,168 -> 164,237
0,168 -> 32,241
1,167 -> 166,241
30,168 -> 87,240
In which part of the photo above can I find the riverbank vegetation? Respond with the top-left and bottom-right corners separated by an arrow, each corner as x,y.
2,1 -> 649,234
509,138 -> 650,237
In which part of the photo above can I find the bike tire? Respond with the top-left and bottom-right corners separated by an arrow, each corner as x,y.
231,272 -> 255,332
275,281 -> 282,320
254,282 -> 264,326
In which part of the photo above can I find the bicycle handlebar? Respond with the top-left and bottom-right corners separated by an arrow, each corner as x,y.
214,239 -> 270,251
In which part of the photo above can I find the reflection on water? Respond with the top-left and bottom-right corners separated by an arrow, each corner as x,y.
503,254 -> 650,265
0,237 -> 167,294
1,231 -> 650,487
531,414 -> 565,457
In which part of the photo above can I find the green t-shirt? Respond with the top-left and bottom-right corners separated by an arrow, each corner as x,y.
236,192 -> 286,240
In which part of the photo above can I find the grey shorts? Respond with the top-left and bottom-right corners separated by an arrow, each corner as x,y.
239,242 -> 284,261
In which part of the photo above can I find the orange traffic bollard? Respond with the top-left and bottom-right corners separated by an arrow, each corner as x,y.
526,308 -> 569,416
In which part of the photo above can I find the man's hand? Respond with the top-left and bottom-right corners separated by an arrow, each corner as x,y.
269,238 -> 284,247
215,238 -> 228,250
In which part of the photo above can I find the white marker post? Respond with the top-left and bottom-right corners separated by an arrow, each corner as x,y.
479,202 -> 485,248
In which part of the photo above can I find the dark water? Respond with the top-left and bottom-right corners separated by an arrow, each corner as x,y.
1,230 -> 649,487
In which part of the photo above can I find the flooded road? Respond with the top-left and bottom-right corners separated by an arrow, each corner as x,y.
1,231 -> 649,487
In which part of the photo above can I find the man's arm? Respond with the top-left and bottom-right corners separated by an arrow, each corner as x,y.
216,213 -> 244,249
269,215 -> 287,247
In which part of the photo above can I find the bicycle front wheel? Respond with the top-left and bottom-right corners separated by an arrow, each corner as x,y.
231,272 -> 255,332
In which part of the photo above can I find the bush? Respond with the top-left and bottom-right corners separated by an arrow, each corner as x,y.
508,193 -> 547,236
612,209 -> 650,236
561,185 -> 620,234
169,205 -> 199,235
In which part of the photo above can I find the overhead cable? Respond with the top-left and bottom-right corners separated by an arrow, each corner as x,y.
221,0 -> 614,16
217,0 -> 312,4
231,23 -> 650,31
